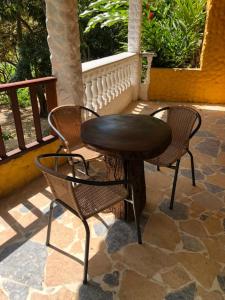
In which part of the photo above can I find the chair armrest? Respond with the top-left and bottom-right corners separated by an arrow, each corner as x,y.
150,106 -> 169,117
36,153 -> 128,186
80,106 -> 100,117
48,112 -> 67,143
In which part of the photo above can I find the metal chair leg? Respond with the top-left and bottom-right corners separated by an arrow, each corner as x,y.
82,220 -> 90,284
82,159 -> 89,176
46,201 -> 55,246
54,145 -> 63,171
170,160 -> 180,210
187,150 -> 196,186
131,186 -> 142,244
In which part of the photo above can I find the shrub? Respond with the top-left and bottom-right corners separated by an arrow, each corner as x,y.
142,0 -> 207,67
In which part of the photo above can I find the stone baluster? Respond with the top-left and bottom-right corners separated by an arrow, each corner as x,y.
125,64 -> 130,88
112,69 -> 118,97
85,80 -> 94,112
115,68 -> 122,94
120,66 -> 127,91
109,71 -> 115,99
117,68 -> 123,92
91,78 -> 98,111
110,71 -> 117,99
96,76 -> 103,109
102,74 -> 109,105
106,72 -> 113,102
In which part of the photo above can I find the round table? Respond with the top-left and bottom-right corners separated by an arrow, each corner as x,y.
81,114 -> 172,220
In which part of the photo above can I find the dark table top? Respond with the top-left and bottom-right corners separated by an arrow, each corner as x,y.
81,114 -> 172,159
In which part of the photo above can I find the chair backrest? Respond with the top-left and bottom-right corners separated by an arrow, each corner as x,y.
36,154 -> 84,219
151,106 -> 201,149
49,105 -> 82,150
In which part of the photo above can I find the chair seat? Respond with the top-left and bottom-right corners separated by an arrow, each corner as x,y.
75,184 -> 127,218
147,143 -> 187,166
64,145 -> 101,161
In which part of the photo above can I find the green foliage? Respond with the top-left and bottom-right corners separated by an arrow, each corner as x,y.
0,88 -> 30,108
17,88 -> 30,108
80,0 -> 128,33
0,93 -> 9,106
81,0 -> 206,68
2,131 -> 13,141
0,0 -> 51,116
78,0 -> 127,61
142,0 -> 207,67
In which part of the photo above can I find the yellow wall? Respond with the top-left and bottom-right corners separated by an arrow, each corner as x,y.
149,0 -> 225,104
0,140 -> 60,198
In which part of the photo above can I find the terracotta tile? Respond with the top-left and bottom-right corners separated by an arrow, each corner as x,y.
203,215 -> 223,235
0,289 -> 8,300
176,252 -> 221,289
18,212 -> 38,228
175,177 -> 203,197
70,240 -> 83,255
145,171 -> 172,191
207,174 -> 225,189
161,265 -> 191,289
217,152 -> 225,166
143,213 -> 180,250
30,287 -> 78,300
45,250 -> 83,286
197,286 -> 224,300
31,226 -> 48,244
115,244 -> 177,278
28,192 -> 51,210
89,237 -> 106,256
202,237 -> 225,264
119,270 -> 166,300
49,221 -> 75,249
191,191 -> 222,211
0,227 -> 17,245
88,251 -> 112,277
145,189 -> 165,213
180,220 -> 208,238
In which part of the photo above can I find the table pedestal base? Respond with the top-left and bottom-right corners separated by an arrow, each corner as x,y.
105,156 -> 146,221
125,159 -> 146,221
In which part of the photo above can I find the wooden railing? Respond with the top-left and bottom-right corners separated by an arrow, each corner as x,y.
0,77 -> 57,163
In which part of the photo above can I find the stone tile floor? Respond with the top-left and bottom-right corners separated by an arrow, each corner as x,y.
1,101 -> 225,299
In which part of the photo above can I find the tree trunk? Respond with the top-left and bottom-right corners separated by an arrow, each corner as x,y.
37,86 -> 48,118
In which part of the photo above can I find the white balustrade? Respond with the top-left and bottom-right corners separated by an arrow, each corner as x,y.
82,52 -> 139,115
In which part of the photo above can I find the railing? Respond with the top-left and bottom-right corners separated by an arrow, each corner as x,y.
0,77 -> 57,163
82,52 -> 140,115
0,52 -> 154,164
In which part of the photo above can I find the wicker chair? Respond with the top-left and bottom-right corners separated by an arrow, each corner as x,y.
35,153 -> 142,284
48,105 -> 101,175
146,106 -> 201,209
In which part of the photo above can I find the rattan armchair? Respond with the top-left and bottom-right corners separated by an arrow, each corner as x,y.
48,105 -> 101,175
146,106 -> 201,209
35,153 -> 142,284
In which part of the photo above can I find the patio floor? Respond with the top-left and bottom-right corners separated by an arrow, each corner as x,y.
1,101 -> 225,299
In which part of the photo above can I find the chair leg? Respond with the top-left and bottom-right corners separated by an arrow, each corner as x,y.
131,187 -> 142,244
82,220 -> 90,284
82,159 -> 89,176
54,145 -> 63,171
157,165 -> 160,171
187,150 -> 196,186
170,160 -> 180,210
46,201 -> 54,246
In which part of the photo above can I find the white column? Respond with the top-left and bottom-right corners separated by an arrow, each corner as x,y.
45,0 -> 84,106
128,0 -> 142,53
128,0 -> 142,100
